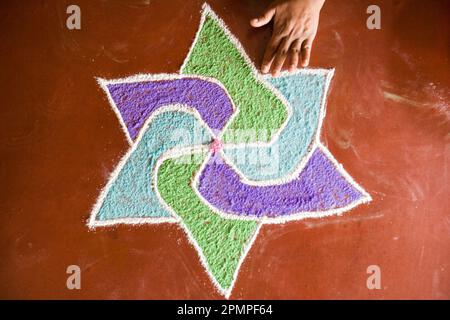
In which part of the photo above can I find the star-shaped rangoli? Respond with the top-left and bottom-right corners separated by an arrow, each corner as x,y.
88,4 -> 371,298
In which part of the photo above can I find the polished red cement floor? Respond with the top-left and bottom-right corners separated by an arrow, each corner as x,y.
0,0 -> 449,299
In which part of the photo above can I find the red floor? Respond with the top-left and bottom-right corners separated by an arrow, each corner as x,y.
0,0 -> 449,299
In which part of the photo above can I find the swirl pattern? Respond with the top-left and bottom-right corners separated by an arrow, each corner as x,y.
88,4 -> 371,298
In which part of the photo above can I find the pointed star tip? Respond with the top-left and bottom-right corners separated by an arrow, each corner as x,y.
95,76 -> 107,87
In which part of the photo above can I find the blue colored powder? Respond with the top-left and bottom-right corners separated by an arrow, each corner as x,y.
223,72 -> 326,181
96,110 -> 212,221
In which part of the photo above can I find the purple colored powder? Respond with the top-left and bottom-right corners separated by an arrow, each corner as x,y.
108,78 -> 234,140
198,149 -> 364,217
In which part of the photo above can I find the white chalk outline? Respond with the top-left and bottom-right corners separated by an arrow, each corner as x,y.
88,3 -> 372,298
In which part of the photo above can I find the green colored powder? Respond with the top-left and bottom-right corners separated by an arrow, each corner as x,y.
157,154 -> 258,289
181,15 -> 287,143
